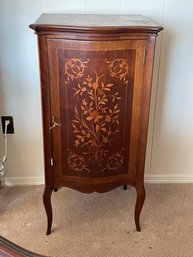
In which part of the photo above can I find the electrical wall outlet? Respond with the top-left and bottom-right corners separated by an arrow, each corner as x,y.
1,116 -> 14,134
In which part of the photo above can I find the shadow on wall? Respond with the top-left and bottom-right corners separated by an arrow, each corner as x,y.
151,27 -> 172,169
154,28 -> 172,131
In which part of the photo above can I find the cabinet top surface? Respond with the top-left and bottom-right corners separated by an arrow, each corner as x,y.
30,13 -> 163,34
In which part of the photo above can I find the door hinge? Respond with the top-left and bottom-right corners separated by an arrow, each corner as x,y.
50,158 -> 54,166
143,48 -> 147,65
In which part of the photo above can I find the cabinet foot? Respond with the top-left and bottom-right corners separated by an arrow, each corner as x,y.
134,184 -> 146,232
43,187 -> 53,235
123,185 -> 128,190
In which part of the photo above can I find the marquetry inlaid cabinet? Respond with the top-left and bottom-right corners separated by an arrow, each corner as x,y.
30,14 -> 163,235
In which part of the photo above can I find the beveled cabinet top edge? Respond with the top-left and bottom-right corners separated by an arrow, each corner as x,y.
29,13 -> 163,35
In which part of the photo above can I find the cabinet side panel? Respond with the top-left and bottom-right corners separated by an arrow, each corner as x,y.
137,37 -> 156,183
38,35 -> 53,187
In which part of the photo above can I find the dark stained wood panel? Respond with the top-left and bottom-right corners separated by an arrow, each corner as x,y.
60,49 -> 135,177
48,39 -> 145,182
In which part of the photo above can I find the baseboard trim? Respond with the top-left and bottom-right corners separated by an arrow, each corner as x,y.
1,175 -> 193,186
145,174 -> 193,183
1,176 -> 44,186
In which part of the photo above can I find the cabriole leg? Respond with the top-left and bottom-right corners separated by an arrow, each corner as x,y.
134,183 -> 146,232
43,186 -> 53,235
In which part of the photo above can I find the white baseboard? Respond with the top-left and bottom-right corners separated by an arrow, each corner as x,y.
1,176 -> 44,186
145,174 -> 193,183
1,175 -> 193,186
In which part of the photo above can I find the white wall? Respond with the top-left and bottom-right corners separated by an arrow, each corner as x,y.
150,0 -> 193,182
0,0 -> 193,185
0,1 -> 44,184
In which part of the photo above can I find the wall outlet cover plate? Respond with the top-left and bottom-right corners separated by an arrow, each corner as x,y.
1,116 -> 14,134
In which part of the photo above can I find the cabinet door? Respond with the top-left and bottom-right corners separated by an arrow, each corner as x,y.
48,39 -> 145,183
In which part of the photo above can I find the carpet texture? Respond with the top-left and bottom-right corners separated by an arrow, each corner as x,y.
0,184 -> 193,257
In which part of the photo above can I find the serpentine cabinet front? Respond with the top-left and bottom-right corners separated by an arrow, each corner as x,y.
30,14 -> 163,235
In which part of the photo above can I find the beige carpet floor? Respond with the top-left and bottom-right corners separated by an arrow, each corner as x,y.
0,184 -> 193,257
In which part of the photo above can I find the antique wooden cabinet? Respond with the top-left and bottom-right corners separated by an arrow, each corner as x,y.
30,14 -> 163,235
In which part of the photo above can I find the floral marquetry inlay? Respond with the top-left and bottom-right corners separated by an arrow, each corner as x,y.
65,58 -> 89,84
65,57 -> 129,172
105,59 -> 129,84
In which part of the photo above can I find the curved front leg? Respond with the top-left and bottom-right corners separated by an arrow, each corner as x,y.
134,183 -> 146,232
43,186 -> 53,235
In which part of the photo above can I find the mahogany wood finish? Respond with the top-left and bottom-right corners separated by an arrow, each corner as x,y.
30,14 -> 163,235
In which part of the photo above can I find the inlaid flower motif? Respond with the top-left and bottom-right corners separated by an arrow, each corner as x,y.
68,151 -> 89,172
86,111 -> 103,123
106,152 -> 124,170
65,58 -> 88,84
105,115 -> 111,123
105,58 -> 129,84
